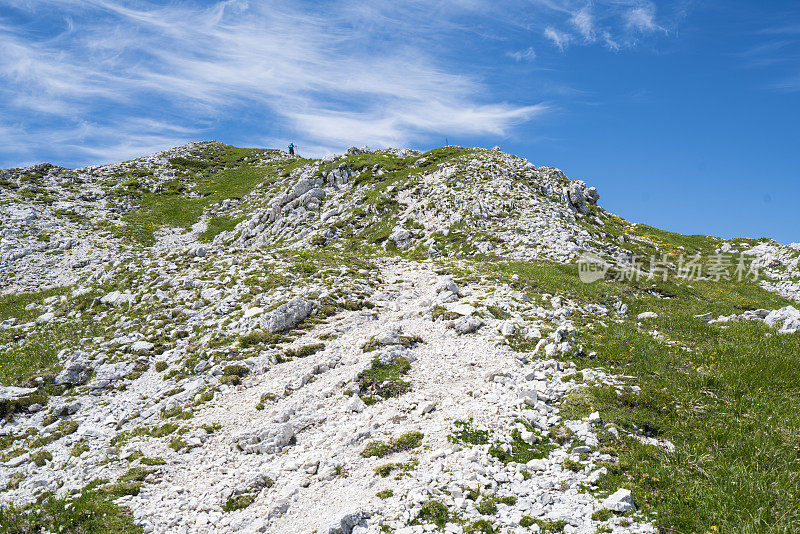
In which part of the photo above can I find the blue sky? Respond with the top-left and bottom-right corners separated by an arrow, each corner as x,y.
1,1 -> 798,242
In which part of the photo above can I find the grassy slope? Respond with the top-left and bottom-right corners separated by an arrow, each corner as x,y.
0,287 -> 107,385
462,248 -> 800,532
107,145 -> 312,246
3,145 -> 798,531
0,480 -> 143,534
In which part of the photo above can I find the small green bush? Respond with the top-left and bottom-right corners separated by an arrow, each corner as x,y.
465,519 -> 494,533
476,498 -> 497,515
361,432 -> 423,458
284,343 -> 325,359
416,500 -> 449,528
30,450 -> 53,467
357,357 -> 411,405
223,493 -> 255,512
563,459 -> 583,472
223,364 -> 249,377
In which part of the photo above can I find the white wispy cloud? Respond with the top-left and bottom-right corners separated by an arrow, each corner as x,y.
534,1 -> 665,50
545,26 -> 572,52
625,5 -> 661,33
0,0 -> 675,166
0,118 -> 197,167
0,0 -> 553,165
601,31 -> 621,51
507,47 -> 537,62
741,21 -> 800,93
571,6 -> 596,42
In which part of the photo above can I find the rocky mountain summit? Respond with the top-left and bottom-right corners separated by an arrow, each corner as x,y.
0,143 -> 798,533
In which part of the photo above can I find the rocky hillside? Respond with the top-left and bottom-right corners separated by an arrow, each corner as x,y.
0,143 -> 799,533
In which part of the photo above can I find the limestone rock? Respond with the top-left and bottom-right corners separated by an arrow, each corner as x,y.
235,422 -> 295,454
602,488 -> 635,512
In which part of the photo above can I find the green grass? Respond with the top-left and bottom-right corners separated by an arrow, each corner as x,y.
110,145 -> 284,245
239,330 -> 292,348
467,256 -> 800,532
464,519 -> 495,533
415,500 -> 449,528
222,364 -> 249,377
357,357 -> 411,405
448,418 -> 492,445
222,493 -> 256,513
283,343 -> 325,360
488,426 -> 555,465
532,519 -> 568,533
373,458 -> 418,479
584,315 -> 800,532
53,209 -> 90,225
0,287 -> 103,386
476,498 -> 498,516
29,450 -> 52,467
140,457 -> 166,466
110,423 -> 179,447
199,215 -> 243,242
361,432 -> 424,458
591,509 -> 614,521
0,480 -> 142,533
168,156 -> 209,170
449,417 -> 553,465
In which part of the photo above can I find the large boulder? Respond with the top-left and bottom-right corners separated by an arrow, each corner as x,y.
255,298 -> 314,333
55,351 -> 93,386
100,291 -> 134,306
325,164 -> 352,187
87,361 -> 134,390
764,306 -> 800,334
602,488 -> 635,512
234,422 -> 295,454
453,316 -> 484,335
585,186 -> 599,205
0,386 -> 36,402
323,510 -> 368,534
388,228 -> 412,250
565,180 -> 599,213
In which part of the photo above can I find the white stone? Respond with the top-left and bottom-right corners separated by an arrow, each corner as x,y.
449,303 -> 475,316
36,312 -> 55,325
602,488 -> 635,512
131,340 -> 154,352
243,306 -> 264,318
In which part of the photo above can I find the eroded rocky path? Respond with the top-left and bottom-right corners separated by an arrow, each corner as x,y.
0,258 -> 651,533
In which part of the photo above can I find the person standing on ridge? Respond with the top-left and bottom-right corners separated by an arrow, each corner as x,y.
288,143 -> 295,156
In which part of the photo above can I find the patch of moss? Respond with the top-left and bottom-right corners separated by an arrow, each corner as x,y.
357,357 -> 411,405
361,432 -> 424,458
222,493 -> 256,513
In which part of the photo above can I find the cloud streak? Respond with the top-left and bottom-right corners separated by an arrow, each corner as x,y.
532,0 -> 665,51
507,47 -> 537,62
545,26 -> 572,52
0,0 -> 674,166
737,18 -> 800,93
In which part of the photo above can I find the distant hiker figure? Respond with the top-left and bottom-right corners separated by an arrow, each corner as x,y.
288,143 -> 295,156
